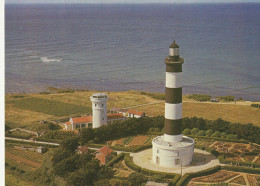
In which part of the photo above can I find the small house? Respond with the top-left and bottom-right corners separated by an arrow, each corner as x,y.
94,146 -> 113,165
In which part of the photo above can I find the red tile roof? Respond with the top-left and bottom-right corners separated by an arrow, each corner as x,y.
128,109 -> 144,116
107,113 -> 125,120
97,146 -> 113,156
72,116 -> 92,124
65,122 -> 71,125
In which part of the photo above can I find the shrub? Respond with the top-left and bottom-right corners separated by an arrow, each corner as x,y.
128,172 -> 148,186
196,130 -> 205,136
205,129 -> 214,137
212,131 -> 221,137
190,128 -> 199,135
182,128 -> 191,135
251,104 -> 260,108
218,95 -> 235,102
220,132 -> 228,138
226,134 -> 237,139
187,94 -> 211,102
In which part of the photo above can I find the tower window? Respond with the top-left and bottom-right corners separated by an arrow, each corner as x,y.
102,104 -> 104,107
157,149 -> 159,153
103,117 -> 104,120
95,104 -> 96,107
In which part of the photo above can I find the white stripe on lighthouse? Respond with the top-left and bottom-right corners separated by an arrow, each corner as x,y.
166,72 -> 182,88
165,103 -> 182,120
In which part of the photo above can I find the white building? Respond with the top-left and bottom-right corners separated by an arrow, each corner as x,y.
90,93 -> 108,128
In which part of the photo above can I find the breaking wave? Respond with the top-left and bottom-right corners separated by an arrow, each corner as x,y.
40,57 -> 62,63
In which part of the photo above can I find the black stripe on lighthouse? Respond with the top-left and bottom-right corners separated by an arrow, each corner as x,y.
164,63 -> 183,136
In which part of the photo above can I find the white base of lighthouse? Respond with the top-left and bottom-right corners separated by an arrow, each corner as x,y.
152,135 -> 194,168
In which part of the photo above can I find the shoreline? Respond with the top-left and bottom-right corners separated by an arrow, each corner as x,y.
5,79 -> 260,102
5,84 -> 260,105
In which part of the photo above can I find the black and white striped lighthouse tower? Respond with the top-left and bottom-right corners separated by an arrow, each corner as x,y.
152,41 -> 194,168
164,41 -> 183,142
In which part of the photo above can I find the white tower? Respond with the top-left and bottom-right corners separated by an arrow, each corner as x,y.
90,93 -> 108,128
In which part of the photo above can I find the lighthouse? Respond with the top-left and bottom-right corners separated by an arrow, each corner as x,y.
90,93 -> 108,128
152,41 -> 194,168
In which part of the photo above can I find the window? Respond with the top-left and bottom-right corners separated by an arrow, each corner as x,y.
102,104 -> 104,107
81,124 -> 86,128
103,117 -> 104,120
175,159 -> 180,165
95,104 -> 96,107
157,149 -> 159,153
75,124 -> 80,129
88,123 -> 92,128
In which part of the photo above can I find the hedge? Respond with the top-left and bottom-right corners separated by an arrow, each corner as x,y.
176,165 -> 221,186
189,135 -> 249,144
124,153 -> 141,172
140,168 -> 178,179
222,166 -> 260,174
219,157 -> 260,168
169,175 -> 181,186
106,153 -> 125,167
124,153 -> 180,182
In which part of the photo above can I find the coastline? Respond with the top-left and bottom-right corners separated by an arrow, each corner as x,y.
5,77 -> 260,102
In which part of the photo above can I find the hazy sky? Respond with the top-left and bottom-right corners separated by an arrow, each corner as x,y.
5,0 -> 260,4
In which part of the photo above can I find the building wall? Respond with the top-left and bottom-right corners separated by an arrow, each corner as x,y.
152,139 -> 194,167
92,99 -> 107,128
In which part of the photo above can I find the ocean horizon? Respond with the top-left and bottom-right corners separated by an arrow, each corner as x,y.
5,3 -> 260,101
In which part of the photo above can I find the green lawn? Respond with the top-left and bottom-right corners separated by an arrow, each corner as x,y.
7,97 -> 91,117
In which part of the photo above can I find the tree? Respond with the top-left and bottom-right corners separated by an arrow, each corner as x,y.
182,128 -> 191,135
53,157 -> 77,177
220,132 -> 227,138
80,128 -> 95,144
205,129 -> 214,137
190,128 -> 199,135
196,130 -> 205,136
212,131 -> 221,138
226,134 -> 238,139
60,136 -> 79,153
212,118 -> 229,132
128,172 -> 148,186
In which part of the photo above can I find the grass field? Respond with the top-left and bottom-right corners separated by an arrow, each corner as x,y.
7,97 -> 90,117
5,90 -> 260,130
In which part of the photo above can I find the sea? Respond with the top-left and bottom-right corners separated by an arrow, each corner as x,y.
5,3 -> 260,101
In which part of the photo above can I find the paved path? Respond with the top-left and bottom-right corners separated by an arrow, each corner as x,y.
5,137 -> 124,153
131,148 -> 220,174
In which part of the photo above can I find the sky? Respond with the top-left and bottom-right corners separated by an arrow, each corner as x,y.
5,0 -> 260,4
